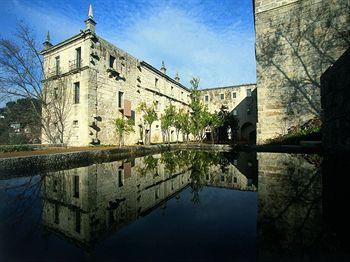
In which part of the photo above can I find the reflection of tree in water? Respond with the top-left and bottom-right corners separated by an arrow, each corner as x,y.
258,153 -> 323,254
0,174 -> 45,238
189,151 -> 222,205
135,155 -> 158,176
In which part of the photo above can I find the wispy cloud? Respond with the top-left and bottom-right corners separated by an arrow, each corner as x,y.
2,0 -> 256,88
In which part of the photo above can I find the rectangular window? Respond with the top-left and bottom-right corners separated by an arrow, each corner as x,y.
232,92 -> 236,99
118,91 -> 124,108
155,187 -> 160,199
118,170 -> 123,187
109,55 -> 115,68
131,110 -> 135,122
171,86 -> 174,96
75,210 -> 81,233
76,47 -> 81,68
220,93 -> 224,100
155,78 -> 158,88
74,82 -> 80,104
73,175 -> 79,198
55,56 -> 60,75
181,91 -> 184,100
73,120 -> 78,126
54,203 -> 59,224
204,95 -> 209,102
247,89 -> 252,97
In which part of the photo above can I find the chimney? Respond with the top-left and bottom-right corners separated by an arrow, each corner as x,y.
175,72 -> 180,83
85,4 -> 96,33
160,61 -> 166,74
43,31 -> 52,50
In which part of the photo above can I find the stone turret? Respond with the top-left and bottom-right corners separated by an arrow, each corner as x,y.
160,61 -> 166,74
43,31 -> 52,50
85,4 -> 96,33
175,72 -> 180,83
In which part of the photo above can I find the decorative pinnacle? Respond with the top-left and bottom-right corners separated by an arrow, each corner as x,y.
45,31 -> 50,42
162,61 -> 165,68
88,4 -> 93,19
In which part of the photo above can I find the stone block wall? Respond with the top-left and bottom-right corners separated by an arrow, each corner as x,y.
321,48 -> 350,152
254,0 -> 349,144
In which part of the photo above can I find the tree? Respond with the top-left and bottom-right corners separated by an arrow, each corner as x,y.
115,117 -> 134,147
0,98 -> 41,144
137,101 -> 158,145
189,77 -> 206,142
218,105 -> 239,144
0,23 -> 72,144
256,1 -> 350,123
160,104 -> 176,144
177,109 -> 191,143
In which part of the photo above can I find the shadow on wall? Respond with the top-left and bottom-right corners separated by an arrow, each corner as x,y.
231,88 -> 257,144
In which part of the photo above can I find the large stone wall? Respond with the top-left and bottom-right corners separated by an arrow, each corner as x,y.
254,0 -> 349,144
321,48 -> 350,152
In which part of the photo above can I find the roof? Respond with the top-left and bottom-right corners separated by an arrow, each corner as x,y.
200,83 -> 256,92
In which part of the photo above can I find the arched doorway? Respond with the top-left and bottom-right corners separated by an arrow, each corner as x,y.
240,122 -> 256,144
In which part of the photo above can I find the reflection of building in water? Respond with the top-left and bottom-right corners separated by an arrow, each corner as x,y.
205,161 -> 257,191
42,154 -> 192,249
42,151 -> 258,250
257,153 -> 322,257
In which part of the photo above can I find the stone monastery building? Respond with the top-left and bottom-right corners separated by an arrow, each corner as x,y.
41,5 -> 256,146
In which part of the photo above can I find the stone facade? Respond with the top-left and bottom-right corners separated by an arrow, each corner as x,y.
321,48 -> 350,152
41,7 -> 190,146
254,0 -> 349,143
200,84 -> 257,141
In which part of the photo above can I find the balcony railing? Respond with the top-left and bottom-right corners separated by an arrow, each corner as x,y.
69,59 -> 83,71
46,67 -> 61,78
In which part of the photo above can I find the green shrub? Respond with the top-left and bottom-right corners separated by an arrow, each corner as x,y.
0,144 -> 32,153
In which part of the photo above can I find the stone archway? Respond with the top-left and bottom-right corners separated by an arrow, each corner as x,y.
240,122 -> 255,143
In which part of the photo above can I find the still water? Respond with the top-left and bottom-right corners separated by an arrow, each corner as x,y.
0,150 -> 348,261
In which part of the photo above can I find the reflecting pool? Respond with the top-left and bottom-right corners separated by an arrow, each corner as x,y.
0,150 -> 349,261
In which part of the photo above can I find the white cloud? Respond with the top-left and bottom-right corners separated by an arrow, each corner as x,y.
7,1 -> 256,88
103,6 -> 256,88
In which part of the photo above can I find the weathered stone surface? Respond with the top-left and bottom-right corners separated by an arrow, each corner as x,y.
254,0 -> 349,144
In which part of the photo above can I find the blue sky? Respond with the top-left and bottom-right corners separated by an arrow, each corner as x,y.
0,0 -> 256,88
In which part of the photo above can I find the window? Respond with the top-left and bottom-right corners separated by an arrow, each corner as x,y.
75,210 -> 81,233
232,92 -> 236,99
118,170 -> 123,187
54,204 -> 59,224
76,47 -> 81,68
181,91 -> 184,100
131,110 -> 135,122
171,86 -> 174,96
55,56 -> 60,75
118,91 -> 124,108
109,55 -> 115,68
233,109 -> 238,116
155,78 -> 158,88
73,175 -> 79,198
74,82 -> 80,104
234,177 -> 237,183
54,87 -> 58,99
220,93 -> 224,100
204,95 -> 209,102
247,89 -> 252,97
73,120 -> 78,126
155,187 -> 160,199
